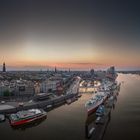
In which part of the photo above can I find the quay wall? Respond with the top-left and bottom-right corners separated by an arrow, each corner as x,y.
0,93 -> 77,114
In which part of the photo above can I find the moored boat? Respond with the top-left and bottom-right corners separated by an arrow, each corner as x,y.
9,109 -> 47,126
85,92 -> 107,116
85,96 -> 103,116
96,105 -> 105,116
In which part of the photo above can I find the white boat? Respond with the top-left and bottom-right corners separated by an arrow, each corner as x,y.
85,92 -> 107,116
9,109 -> 47,126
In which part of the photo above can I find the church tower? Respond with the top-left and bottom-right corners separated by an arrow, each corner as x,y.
3,62 -> 6,72
55,66 -> 57,73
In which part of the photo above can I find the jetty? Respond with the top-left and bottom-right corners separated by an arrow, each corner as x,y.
85,87 -> 120,140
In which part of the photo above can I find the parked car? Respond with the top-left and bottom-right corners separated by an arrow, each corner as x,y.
1,101 -> 5,104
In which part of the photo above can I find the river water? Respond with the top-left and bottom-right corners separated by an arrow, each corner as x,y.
103,74 -> 140,140
0,74 -> 140,140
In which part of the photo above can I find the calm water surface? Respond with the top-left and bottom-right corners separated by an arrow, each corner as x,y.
103,74 -> 140,140
0,74 -> 140,140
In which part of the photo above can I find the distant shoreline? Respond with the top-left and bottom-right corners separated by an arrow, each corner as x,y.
117,71 -> 140,75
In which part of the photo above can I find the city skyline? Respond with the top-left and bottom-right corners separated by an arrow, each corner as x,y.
0,0 -> 140,70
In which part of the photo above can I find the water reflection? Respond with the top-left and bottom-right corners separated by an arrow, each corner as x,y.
10,97 -> 80,131
1,74 -> 139,140
103,74 -> 140,140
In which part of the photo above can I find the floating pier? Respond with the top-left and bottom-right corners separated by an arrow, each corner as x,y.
85,86 -> 120,140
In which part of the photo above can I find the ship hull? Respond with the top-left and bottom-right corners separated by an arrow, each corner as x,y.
86,95 -> 108,116
87,105 -> 100,116
10,112 -> 47,126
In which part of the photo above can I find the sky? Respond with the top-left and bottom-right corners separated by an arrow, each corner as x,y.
0,0 -> 140,71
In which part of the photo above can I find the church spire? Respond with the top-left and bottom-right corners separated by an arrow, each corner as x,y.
3,62 -> 6,72
55,66 -> 57,73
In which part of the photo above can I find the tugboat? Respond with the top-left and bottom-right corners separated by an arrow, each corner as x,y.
9,109 -> 47,126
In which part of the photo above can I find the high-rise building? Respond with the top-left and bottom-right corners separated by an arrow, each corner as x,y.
90,69 -> 94,76
3,62 -> 6,72
107,66 -> 115,74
